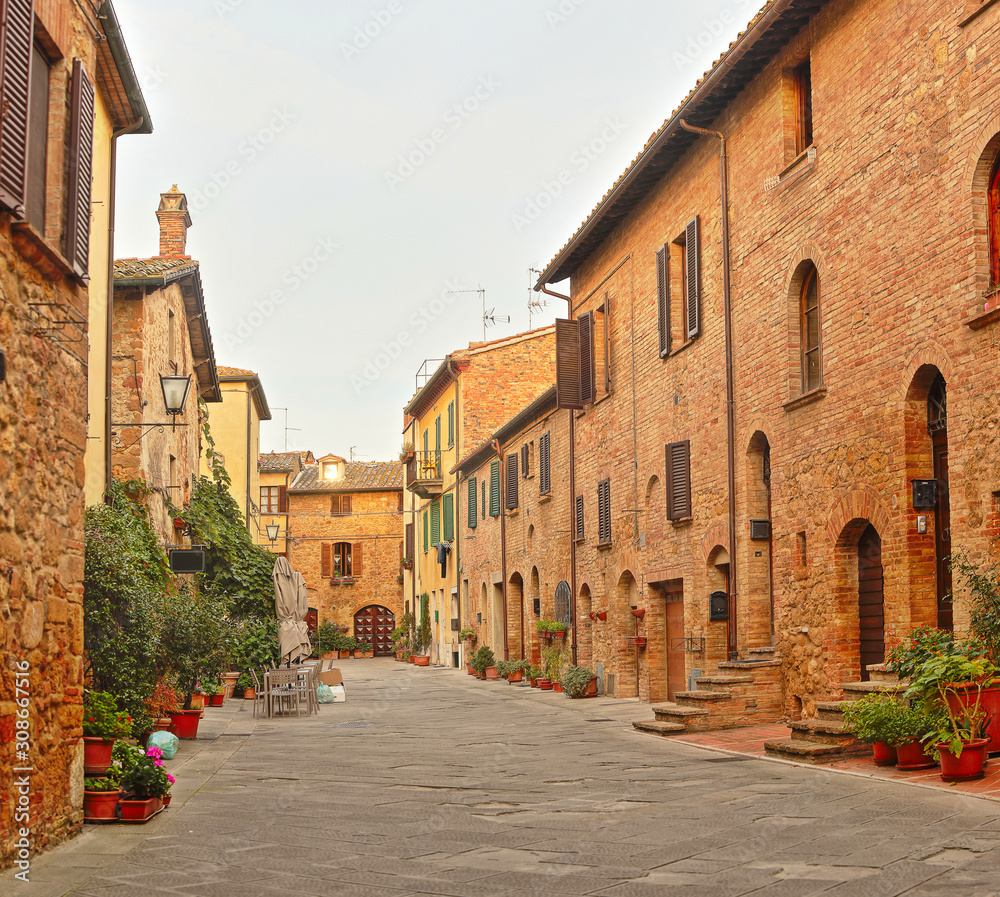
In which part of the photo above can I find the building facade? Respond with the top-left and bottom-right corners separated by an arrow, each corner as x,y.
257,450 -> 314,556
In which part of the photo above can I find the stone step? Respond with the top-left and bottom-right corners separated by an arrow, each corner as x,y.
764,738 -> 853,764
841,680 -> 906,700
694,674 -> 755,686
719,659 -> 781,671
651,702 -> 710,730
789,719 -> 860,746
866,664 -> 901,685
748,646 -> 777,657
815,700 -> 848,722
632,720 -> 686,737
674,690 -> 734,702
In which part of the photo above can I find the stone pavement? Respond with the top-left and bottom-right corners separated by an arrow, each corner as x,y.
17,659 -> 1000,896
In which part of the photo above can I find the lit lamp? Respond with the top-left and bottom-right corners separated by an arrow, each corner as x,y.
160,373 -> 193,424
266,523 -> 280,545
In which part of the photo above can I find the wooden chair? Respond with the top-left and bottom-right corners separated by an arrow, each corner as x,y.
267,668 -> 303,717
249,668 -> 267,719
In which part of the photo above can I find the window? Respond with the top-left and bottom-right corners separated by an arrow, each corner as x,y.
322,542 -> 362,577
447,401 -> 455,447
554,312 -> 596,408
575,494 -> 584,541
521,443 -> 529,478
422,510 -> 429,552
665,441 -> 692,521
467,477 -> 477,528
539,431 -> 551,495
676,218 -> 700,341
261,486 -> 286,514
443,493 -> 454,541
989,157 -> 1000,287
334,542 -> 352,577
506,453 -> 518,510
599,293 -> 612,394
800,263 -> 821,392
580,310 -> 595,405
554,580 -> 571,627
597,479 -> 611,545
330,494 -> 352,516
406,522 -> 414,558
430,501 -> 441,545
168,455 -> 177,492
322,462 -> 339,479
656,245 -> 671,357
489,459 -> 501,517
26,43 -> 49,230
397,491 -> 404,513
794,59 -> 813,155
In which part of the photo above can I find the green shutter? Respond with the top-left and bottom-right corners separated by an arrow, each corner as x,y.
447,401 -> 455,446
431,501 -> 441,545
423,510 -> 429,552
443,493 -> 454,541
489,459 -> 501,517
468,477 -> 477,528
481,480 -> 486,518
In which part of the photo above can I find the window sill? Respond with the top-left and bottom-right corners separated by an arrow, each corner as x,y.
537,493 -> 552,504
506,508 -> 520,518
960,0 -> 1000,26
767,145 -> 817,194
783,385 -> 827,412
329,577 -> 355,586
575,391 -> 614,417
597,541 -> 613,551
963,296 -> 1000,330
11,221 -> 85,286
666,337 -> 698,359
669,516 -> 693,528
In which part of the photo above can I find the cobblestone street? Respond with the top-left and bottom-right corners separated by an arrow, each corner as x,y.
26,660 -> 1000,896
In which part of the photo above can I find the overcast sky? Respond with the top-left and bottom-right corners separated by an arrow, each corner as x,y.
112,0 -> 754,462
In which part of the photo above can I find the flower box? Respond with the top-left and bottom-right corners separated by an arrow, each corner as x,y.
626,636 -> 647,649
119,797 -> 162,822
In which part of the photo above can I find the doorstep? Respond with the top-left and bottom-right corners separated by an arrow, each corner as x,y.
665,722 -> 1000,803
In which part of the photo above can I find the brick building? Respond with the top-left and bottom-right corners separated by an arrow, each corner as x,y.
401,328 -> 555,667
257,450 -> 314,556
111,187 -> 221,542
285,454 -> 403,655
525,0 -> 1000,725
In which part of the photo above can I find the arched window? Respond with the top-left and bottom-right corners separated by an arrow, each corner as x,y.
800,264 -> 821,392
989,158 -> 1000,287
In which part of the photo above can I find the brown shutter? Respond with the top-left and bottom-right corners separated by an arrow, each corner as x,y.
665,440 -> 692,520
65,58 -> 94,278
321,543 -> 331,577
579,311 -> 595,405
278,486 -> 287,513
0,0 -> 32,213
575,494 -> 584,541
555,318 -> 582,409
506,453 -> 518,510
539,432 -> 551,495
656,245 -> 670,357
521,443 -> 528,477
405,522 -> 414,557
685,216 -> 700,339
343,494 -> 352,514
352,542 -> 363,577
398,491 -> 404,513
330,495 -> 340,516
603,294 -> 612,393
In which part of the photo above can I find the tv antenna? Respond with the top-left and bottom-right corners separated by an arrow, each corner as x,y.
272,407 -> 301,452
527,267 -> 549,328
484,307 -> 510,330
446,284 -> 490,340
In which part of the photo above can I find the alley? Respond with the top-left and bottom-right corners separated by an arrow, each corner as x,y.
30,660 -> 1000,897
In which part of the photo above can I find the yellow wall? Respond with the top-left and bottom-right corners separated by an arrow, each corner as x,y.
257,468 -> 290,554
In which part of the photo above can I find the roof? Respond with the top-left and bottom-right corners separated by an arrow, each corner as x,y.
455,387 -> 558,475
536,0 -> 824,286
290,461 -> 403,493
217,366 -> 272,420
113,256 -> 221,402
96,1 -> 153,133
258,451 -> 315,472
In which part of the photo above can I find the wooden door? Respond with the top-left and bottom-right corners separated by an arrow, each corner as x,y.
354,605 -> 396,656
858,525 -> 885,681
664,581 -> 685,701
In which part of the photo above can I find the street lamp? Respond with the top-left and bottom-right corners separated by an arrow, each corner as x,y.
266,523 -> 280,545
160,373 -> 193,423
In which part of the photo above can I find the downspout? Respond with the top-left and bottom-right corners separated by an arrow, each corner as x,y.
450,362 -> 460,667
534,283 -> 577,666
680,119 -> 738,661
104,116 -> 146,502
493,438 -> 509,661
245,388 -> 252,525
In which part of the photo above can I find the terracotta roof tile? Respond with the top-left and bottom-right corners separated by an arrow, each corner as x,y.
218,365 -> 257,378
258,451 -> 315,472
290,461 -> 402,492
114,257 -> 199,279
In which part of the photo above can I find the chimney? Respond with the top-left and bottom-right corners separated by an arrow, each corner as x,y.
156,185 -> 192,258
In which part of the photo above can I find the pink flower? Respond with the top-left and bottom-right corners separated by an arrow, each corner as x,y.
146,747 -> 163,759
167,774 -> 175,784
154,760 -> 164,767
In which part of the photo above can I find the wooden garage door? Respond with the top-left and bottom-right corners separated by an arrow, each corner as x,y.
858,524 -> 885,682
354,605 -> 396,656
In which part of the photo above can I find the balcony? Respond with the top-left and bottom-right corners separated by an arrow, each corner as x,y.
406,450 -> 443,498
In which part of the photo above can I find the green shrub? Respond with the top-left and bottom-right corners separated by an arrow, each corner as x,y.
561,666 -> 596,697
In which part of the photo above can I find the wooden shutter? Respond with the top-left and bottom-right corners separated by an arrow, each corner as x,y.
0,0 -> 32,213
352,542 -> 363,577
603,294 -> 612,393
521,444 -> 528,478
321,543 -> 331,577
467,477 -> 477,528
443,492 -> 454,541
555,318 -> 582,410
278,485 -> 287,513
579,310 -> 595,405
431,501 -> 441,544
656,245 -> 670,357
665,440 -> 692,520
423,510 -> 428,552
65,58 -> 94,278
489,459 -> 500,517
343,494 -> 352,514
598,479 -> 611,544
406,522 -> 414,557
575,495 -> 584,540
685,216 -> 700,339
539,432 -> 551,495
481,479 -> 486,518
330,495 -> 338,516
506,453 -> 518,510
398,491 -> 404,513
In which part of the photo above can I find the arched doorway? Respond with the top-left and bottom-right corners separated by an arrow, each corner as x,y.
858,525 -> 885,681
354,605 -> 396,656
509,572 -> 524,659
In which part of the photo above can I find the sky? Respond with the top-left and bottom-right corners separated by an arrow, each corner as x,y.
111,0 -> 755,462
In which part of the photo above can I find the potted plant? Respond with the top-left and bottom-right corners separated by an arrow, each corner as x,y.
471,645 -> 495,679
400,440 -> 415,462
118,744 -> 174,821
401,555 -> 413,570
528,664 -> 542,687
841,692 -> 926,766
236,672 -> 255,700
562,665 -> 599,698
83,774 -> 122,821
82,691 -> 133,775
459,627 -> 476,643
356,641 -> 374,658
202,679 -> 224,707
542,645 -> 566,691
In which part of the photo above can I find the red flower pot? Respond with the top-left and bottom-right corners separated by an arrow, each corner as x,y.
553,682 -> 564,693
529,678 -> 538,688
83,789 -> 121,821
168,709 -> 201,740
895,739 -> 937,770
414,655 -> 430,666
120,797 -> 160,821
872,742 -> 897,767
162,794 -> 172,807
568,676 -> 599,698
508,671 -> 523,683
947,684 -> 1000,753
83,737 -> 115,775
485,666 -> 499,680
937,738 -> 990,782
538,678 -> 552,690
209,693 -> 225,707
551,630 -> 566,641
596,611 -> 607,621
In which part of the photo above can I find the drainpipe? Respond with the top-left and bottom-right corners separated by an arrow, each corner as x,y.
493,438 -> 509,661
534,283 -> 577,666
680,119 -> 738,661
449,362 -> 460,667
105,117 -> 146,502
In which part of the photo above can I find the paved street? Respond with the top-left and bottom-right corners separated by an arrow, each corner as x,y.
24,659 -> 1000,896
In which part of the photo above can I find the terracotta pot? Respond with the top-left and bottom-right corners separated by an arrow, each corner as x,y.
119,797 -> 161,821
630,608 -> 646,619
553,682 -> 564,693
243,687 -> 256,700
189,694 -> 205,711
359,651 -> 374,658
168,709 -> 202,740
947,684 -> 1000,753
529,678 -> 538,688
222,672 -> 240,699
551,630 -> 566,640
538,678 -> 552,690
407,655 -> 415,663
83,789 -> 121,820
485,666 -> 499,680
508,671 -> 523,683
209,693 -> 225,707
596,611 -> 607,621
568,676 -> 599,698
937,738 -> 990,782
154,718 -> 172,732
895,739 -> 937,770
83,737 -> 115,775
162,794 -> 172,807
414,655 -> 430,666
872,742 -> 897,767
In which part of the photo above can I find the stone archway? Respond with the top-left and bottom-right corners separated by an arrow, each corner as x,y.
508,572 -> 524,660
616,571 -> 639,698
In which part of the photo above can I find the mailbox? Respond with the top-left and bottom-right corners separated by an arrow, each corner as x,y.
912,479 -> 938,510
709,590 -> 728,621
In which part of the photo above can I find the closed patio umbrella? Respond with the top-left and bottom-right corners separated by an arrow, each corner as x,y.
274,557 -> 311,664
